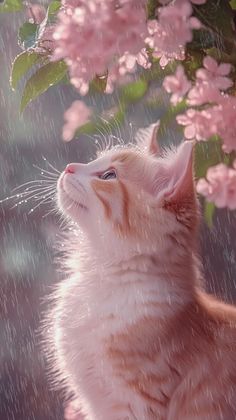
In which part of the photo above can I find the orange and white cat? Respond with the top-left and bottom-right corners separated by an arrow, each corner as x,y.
48,123 -> 236,419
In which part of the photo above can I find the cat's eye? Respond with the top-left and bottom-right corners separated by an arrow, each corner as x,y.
100,169 -> 117,180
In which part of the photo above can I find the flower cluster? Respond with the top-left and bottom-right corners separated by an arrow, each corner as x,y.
163,55 -> 236,209
146,0 -> 202,68
49,0 -> 206,142
197,163 -> 236,210
52,0 -> 148,95
163,56 -> 234,141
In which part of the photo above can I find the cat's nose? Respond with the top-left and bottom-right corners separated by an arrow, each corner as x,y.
65,164 -> 76,174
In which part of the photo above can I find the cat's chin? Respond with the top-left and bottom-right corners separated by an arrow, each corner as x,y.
57,188 -> 88,220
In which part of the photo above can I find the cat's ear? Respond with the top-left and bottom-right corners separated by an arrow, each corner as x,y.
155,141 -> 196,214
155,141 -> 198,228
135,121 -> 160,156
163,141 -> 194,200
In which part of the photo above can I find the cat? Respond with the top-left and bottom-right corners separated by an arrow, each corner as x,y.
47,122 -> 236,420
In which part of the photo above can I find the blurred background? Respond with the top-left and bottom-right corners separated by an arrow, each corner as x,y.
0,8 -> 236,420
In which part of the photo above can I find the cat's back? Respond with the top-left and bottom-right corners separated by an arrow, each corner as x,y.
176,291 -> 236,372
198,290 -> 236,346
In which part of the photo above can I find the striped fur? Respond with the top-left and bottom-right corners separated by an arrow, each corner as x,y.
48,131 -> 236,420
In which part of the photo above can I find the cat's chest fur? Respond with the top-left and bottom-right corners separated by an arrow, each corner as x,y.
54,261 -> 181,419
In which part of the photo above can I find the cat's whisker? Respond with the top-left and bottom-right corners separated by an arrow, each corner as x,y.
23,189 -> 56,203
9,195 -> 53,210
3,159 -> 60,213
94,135 -> 103,153
42,206 -> 59,219
99,117 -> 113,138
33,164 -> 59,178
84,134 -> 107,160
10,194 -> 55,210
16,185 -> 56,198
21,185 -> 56,195
12,179 -> 56,192
58,210 -> 70,230
13,186 -> 55,198
23,183 -> 56,192
96,127 -> 109,152
96,121 -> 115,152
111,114 -> 124,145
28,193 -> 56,214
5,185 -> 56,209
24,192 -> 55,204
38,173 -> 58,181
0,189 -> 40,204
31,189 -> 56,200
128,121 -> 134,144
42,156 -> 61,174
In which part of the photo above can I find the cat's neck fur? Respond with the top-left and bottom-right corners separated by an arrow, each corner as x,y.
70,227 -> 199,328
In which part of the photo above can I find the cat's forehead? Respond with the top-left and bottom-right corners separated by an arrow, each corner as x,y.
89,150 -> 114,171
89,147 -> 140,171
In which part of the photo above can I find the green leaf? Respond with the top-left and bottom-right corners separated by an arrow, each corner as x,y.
18,22 -> 38,50
121,79 -> 148,103
20,61 -> 67,113
230,0 -> 236,10
48,0 -> 61,18
10,51 -> 41,90
204,201 -> 215,228
0,0 -> 23,12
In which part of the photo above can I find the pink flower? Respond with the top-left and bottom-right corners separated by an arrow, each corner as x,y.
182,93 -> 236,151
213,96 -> 236,153
197,164 -> 236,210
177,108 -> 217,141
196,56 -> 232,91
118,53 -> 137,76
62,100 -> 91,142
163,65 -> 191,105
146,0 -> 201,66
52,0 -> 148,94
187,82 -> 221,106
187,56 -> 232,106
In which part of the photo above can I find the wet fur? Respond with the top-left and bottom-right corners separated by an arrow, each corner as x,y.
46,126 -> 236,419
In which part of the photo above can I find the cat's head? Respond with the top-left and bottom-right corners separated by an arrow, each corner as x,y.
57,123 -> 198,257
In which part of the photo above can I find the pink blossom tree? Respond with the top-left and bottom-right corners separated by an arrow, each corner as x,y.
3,0 -> 236,223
